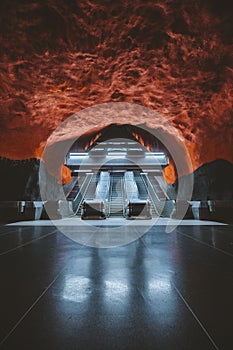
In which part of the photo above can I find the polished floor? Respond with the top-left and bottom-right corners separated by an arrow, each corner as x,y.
0,221 -> 233,349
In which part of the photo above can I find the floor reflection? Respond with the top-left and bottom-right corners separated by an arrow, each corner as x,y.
63,276 -> 92,303
59,237 -> 178,328
1,224 -> 232,349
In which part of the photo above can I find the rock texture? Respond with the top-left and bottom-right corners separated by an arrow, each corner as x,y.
171,159 -> 233,200
0,157 -> 66,200
0,157 -> 41,200
0,0 -> 232,183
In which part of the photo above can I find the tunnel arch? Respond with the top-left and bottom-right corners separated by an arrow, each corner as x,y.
40,102 -> 193,202
42,102 -> 193,181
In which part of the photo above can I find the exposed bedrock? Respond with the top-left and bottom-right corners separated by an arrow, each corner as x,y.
0,0 -> 232,182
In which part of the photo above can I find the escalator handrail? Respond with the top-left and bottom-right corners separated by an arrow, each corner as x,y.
65,177 -> 79,199
148,175 -> 169,200
107,173 -> 114,217
140,174 -> 159,215
121,177 -> 127,217
73,173 -> 94,214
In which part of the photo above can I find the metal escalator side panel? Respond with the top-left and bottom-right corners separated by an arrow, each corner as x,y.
125,200 -> 152,219
95,172 -> 111,201
81,200 -> 106,220
123,172 -> 151,219
124,171 -> 139,201
133,171 -> 149,200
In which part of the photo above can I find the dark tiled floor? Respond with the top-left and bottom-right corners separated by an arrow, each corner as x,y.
0,223 -> 232,350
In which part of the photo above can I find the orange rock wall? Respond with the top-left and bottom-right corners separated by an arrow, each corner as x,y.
0,0 -> 232,184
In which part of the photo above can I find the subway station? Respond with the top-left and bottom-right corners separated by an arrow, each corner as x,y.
1,123 -> 232,350
65,141 -> 169,220
1,0 -> 233,346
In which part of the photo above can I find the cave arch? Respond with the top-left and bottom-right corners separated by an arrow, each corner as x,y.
42,102 -> 193,183
41,102 -> 193,197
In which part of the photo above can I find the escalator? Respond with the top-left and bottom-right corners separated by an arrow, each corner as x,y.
124,172 -> 151,219
133,172 -> 148,200
77,173 -> 100,217
72,173 -> 96,215
81,172 -> 109,220
108,173 -> 125,217
147,174 -> 168,200
66,175 -> 85,201
137,173 -> 160,217
66,171 -> 170,219
84,173 -> 99,200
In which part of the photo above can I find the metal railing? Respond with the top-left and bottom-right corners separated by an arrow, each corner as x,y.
73,173 -> 94,215
140,173 -> 160,216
